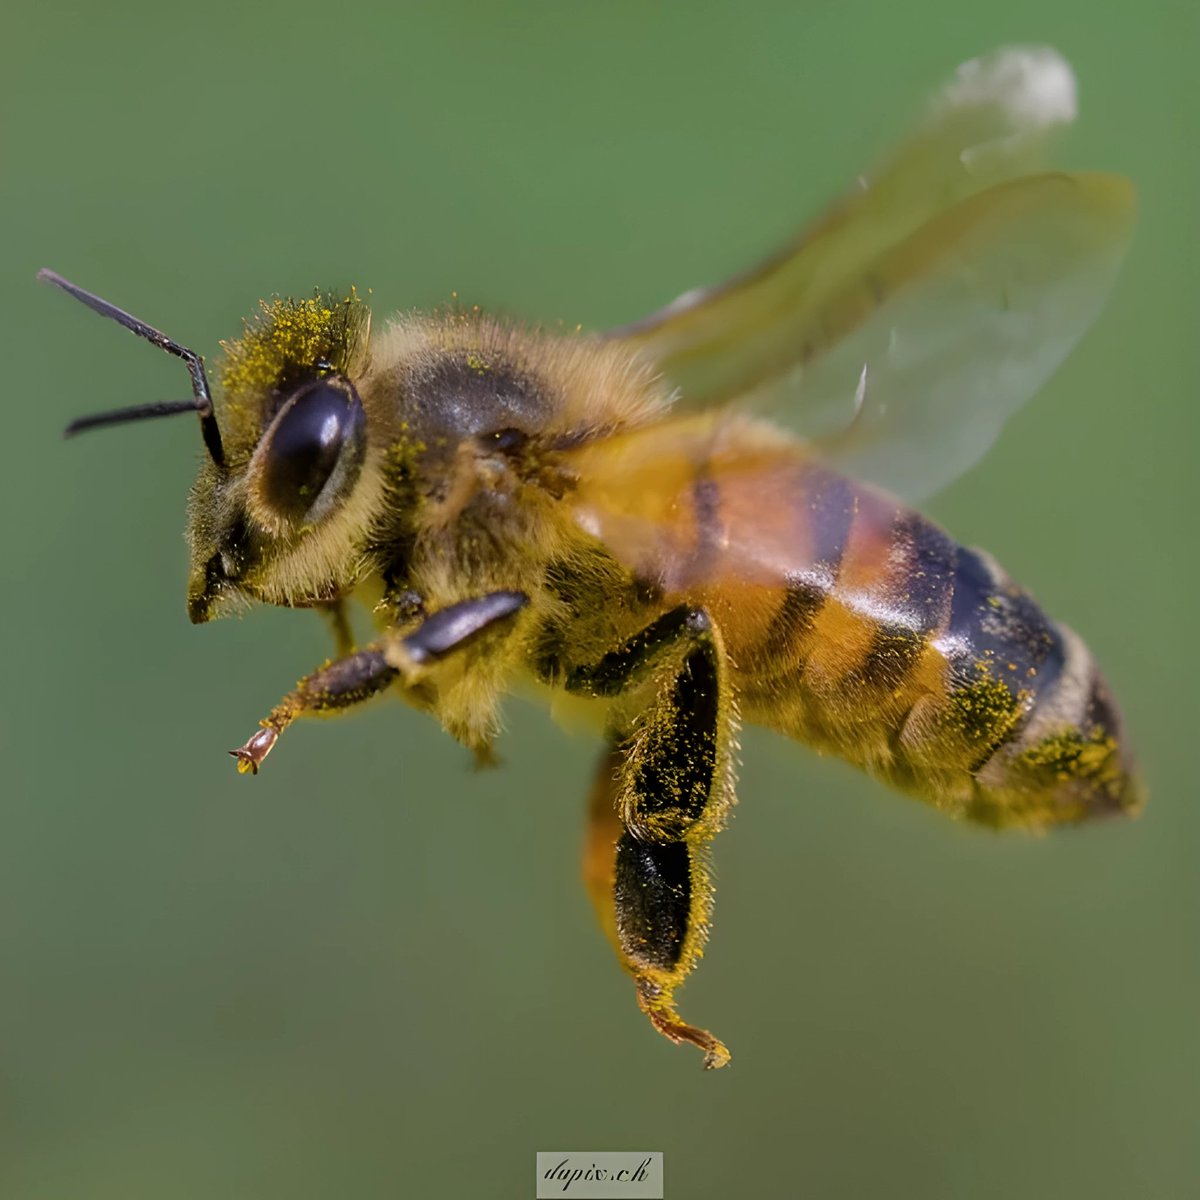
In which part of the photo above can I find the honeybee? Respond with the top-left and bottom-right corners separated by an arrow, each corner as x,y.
47,45 -> 1141,1070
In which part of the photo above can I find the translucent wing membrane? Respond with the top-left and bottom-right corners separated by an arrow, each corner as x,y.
608,46 -> 1135,501
783,172 -> 1132,500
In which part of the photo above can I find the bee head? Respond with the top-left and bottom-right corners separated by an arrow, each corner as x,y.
45,272 -> 382,622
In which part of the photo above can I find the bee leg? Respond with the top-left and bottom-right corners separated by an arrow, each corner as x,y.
230,591 -> 528,774
566,605 -> 713,698
229,648 -> 399,774
314,598 -> 356,657
577,607 -> 737,1069
380,590 -> 527,674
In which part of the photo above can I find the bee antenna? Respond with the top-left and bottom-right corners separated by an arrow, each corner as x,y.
39,268 -> 225,467
63,400 -> 211,437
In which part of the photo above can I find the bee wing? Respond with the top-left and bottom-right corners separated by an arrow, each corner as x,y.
775,171 -> 1133,501
608,46 -> 1135,502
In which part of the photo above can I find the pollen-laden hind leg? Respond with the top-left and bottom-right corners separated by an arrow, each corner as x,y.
576,606 -> 738,1069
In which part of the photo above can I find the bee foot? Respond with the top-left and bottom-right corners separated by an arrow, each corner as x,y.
638,982 -> 731,1069
229,726 -> 278,775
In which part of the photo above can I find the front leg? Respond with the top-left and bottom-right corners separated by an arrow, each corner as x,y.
577,605 -> 738,1069
231,591 -> 528,774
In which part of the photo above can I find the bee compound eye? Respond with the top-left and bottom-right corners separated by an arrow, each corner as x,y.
259,377 -> 366,522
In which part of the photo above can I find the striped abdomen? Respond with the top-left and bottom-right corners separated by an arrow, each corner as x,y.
569,415 -> 1142,828
726,461 -> 1143,827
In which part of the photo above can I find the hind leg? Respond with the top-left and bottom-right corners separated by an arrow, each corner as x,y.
578,607 -> 737,1068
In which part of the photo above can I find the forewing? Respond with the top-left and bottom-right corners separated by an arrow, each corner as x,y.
608,46 -> 1134,501
782,171 -> 1134,500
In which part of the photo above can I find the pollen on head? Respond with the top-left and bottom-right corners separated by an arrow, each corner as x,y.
218,289 -> 371,402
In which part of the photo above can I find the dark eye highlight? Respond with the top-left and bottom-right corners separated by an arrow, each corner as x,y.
258,377 -> 366,523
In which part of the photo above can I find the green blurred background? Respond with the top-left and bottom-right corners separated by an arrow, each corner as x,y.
3,2 -> 1196,1197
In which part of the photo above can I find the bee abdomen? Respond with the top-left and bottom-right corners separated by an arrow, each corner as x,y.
733,463 -> 1141,828
908,543 -> 1142,827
